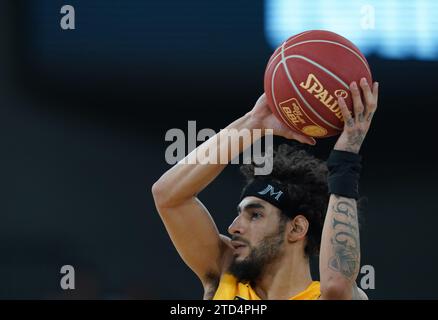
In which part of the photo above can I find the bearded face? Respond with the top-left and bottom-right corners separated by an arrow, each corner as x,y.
228,221 -> 286,283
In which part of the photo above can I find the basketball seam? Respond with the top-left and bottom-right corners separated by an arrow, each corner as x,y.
266,39 -> 371,76
271,61 -> 302,133
267,31 -> 313,66
278,47 -> 342,130
294,55 -> 350,89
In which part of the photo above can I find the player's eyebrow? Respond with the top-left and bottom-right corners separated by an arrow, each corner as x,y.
237,202 -> 265,214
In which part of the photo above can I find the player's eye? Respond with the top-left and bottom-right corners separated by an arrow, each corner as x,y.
250,212 -> 262,220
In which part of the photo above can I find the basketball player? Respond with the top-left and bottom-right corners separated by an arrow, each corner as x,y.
152,78 -> 378,300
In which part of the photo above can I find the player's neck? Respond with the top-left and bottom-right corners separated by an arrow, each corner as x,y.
252,251 -> 312,300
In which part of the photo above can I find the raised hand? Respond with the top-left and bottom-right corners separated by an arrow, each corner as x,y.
334,78 -> 379,154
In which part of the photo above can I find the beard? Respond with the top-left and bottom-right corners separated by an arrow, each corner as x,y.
228,225 -> 286,284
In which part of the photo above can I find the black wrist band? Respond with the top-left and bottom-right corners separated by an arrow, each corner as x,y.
327,150 -> 362,199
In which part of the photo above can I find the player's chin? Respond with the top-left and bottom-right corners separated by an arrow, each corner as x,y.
233,247 -> 249,259
233,255 -> 247,264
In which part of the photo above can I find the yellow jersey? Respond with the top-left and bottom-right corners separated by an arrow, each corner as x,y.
212,273 -> 320,300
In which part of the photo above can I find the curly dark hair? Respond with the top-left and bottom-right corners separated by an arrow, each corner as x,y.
240,143 -> 329,256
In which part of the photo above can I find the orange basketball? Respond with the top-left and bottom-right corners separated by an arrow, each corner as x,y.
264,30 -> 373,138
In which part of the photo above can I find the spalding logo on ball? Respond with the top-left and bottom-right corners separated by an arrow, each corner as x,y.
264,30 -> 373,138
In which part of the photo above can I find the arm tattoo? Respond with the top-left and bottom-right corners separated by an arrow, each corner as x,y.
328,196 -> 360,280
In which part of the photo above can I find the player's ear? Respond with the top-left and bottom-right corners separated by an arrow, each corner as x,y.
286,215 -> 309,243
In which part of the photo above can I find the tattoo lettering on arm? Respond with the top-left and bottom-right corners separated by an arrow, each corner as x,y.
328,196 -> 360,280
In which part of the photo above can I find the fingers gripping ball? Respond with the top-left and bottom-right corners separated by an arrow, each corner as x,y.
264,30 -> 373,138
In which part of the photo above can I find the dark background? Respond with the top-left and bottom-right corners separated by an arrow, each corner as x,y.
0,0 -> 437,299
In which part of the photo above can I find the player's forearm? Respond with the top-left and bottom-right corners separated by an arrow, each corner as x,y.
318,78 -> 377,299
319,194 -> 360,299
152,112 -> 264,207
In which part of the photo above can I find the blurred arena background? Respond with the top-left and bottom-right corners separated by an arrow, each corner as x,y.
0,0 -> 437,299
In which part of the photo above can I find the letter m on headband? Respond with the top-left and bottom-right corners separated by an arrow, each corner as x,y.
258,184 -> 283,201
240,180 -> 295,215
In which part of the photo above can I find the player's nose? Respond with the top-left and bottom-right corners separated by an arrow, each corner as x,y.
228,215 -> 244,235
